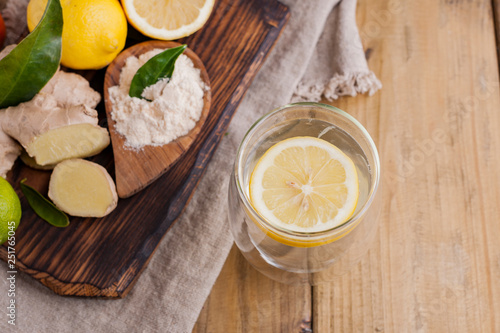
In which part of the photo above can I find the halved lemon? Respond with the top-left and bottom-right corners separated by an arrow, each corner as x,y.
249,136 -> 359,235
121,0 -> 215,40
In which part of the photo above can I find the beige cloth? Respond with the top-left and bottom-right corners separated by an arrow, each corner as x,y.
0,0 -> 380,332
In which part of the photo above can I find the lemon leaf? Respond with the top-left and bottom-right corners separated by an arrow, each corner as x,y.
20,179 -> 69,228
0,0 -> 62,108
129,45 -> 187,100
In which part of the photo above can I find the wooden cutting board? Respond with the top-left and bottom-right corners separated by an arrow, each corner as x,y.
0,0 -> 289,298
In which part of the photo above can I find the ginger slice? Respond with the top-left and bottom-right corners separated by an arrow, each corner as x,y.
48,159 -> 118,217
27,123 -> 110,166
20,149 -> 55,170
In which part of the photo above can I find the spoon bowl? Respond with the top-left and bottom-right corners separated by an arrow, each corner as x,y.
104,40 -> 211,198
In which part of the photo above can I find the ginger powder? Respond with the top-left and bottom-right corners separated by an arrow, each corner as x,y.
108,49 -> 208,149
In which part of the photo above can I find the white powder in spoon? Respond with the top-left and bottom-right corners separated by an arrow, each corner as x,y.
108,49 -> 208,149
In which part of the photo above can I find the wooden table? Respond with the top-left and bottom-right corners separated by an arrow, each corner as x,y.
193,0 -> 500,331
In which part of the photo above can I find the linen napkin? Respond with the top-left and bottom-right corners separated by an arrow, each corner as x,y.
0,0 -> 380,332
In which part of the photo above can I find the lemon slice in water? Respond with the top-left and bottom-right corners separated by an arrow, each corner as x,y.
250,136 -> 359,234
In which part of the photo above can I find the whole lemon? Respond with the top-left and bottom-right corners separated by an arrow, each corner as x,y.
27,0 -> 127,70
0,177 -> 22,245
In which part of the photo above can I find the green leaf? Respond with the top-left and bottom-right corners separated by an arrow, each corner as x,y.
129,44 -> 187,99
0,0 -> 63,109
20,179 -> 69,228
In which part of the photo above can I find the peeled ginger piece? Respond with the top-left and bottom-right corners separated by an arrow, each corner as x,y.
27,123 -> 110,166
20,149 -> 55,170
49,159 -> 118,217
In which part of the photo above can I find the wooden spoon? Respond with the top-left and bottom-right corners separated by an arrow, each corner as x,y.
104,41 -> 211,198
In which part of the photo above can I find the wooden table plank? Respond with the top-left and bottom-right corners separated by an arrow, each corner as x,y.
315,0 -> 500,331
194,0 -> 500,331
193,246 -> 312,332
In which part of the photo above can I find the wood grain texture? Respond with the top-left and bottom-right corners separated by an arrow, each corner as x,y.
194,0 -> 500,331
0,0 -> 289,298
316,0 -> 500,331
104,41 -> 211,198
193,246 -> 312,333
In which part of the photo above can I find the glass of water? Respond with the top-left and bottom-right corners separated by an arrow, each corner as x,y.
228,102 -> 381,284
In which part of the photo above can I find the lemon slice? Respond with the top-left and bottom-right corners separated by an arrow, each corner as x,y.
27,0 -> 128,69
121,0 -> 215,40
249,136 -> 359,234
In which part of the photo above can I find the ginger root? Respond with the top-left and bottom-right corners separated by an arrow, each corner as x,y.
48,159 -> 118,217
40,70 -> 101,108
0,56 -> 108,166
0,110 -> 21,177
2,93 -> 109,165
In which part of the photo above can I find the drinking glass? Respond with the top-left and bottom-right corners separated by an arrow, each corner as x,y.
228,102 -> 381,284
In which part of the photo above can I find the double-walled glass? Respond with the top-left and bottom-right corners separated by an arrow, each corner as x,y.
228,103 -> 381,284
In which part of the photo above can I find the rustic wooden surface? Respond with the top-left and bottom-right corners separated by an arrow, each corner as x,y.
193,0 -> 500,331
104,41 -> 212,198
0,0 -> 289,297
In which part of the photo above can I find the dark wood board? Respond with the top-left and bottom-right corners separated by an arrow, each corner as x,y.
0,0 -> 289,298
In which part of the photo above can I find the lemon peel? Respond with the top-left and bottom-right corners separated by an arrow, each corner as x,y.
0,177 -> 22,245
28,0 -> 127,69
121,0 -> 214,40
